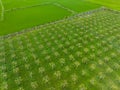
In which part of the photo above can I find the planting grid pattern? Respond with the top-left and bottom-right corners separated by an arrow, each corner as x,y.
0,8 -> 120,90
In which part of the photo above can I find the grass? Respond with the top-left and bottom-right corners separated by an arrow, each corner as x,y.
0,0 -> 120,35
0,0 -> 4,21
3,0 -> 56,10
57,0 -> 101,12
0,0 -> 120,90
0,8 -> 120,90
88,0 -> 120,10
0,0 -> 102,35
0,4 -> 71,35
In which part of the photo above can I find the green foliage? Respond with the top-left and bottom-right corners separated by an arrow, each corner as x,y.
0,0 -> 120,35
0,0 -> 101,35
88,0 -> 120,10
0,4 -> 70,35
0,8 -> 120,90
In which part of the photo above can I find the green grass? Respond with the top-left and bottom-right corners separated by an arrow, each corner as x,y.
0,0 -> 102,36
0,0 -> 120,90
3,0 -> 56,10
0,4 -> 71,35
0,9 -> 1,21
57,0 -> 101,12
0,0 -> 3,21
88,0 -> 120,10
0,0 -> 120,35
0,8 -> 120,90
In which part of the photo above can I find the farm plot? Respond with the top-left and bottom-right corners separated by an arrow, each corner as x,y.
88,0 -> 120,10
2,0 -> 101,11
0,0 -> 103,36
0,7 -> 120,90
57,0 -> 101,13
2,0 -> 56,10
0,4 -> 71,35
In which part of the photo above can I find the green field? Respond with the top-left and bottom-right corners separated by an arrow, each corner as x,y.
0,4 -> 71,35
89,0 -> 120,10
0,8 -> 120,90
0,0 -> 120,35
0,0 -> 109,35
0,0 -> 120,90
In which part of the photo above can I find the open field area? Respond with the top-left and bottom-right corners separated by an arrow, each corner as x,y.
1,0 -> 120,35
0,8 -> 120,90
0,0 -> 120,90
0,4 -> 71,35
89,0 -> 120,10
0,0 -> 72,35
0,0 -> 102,35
